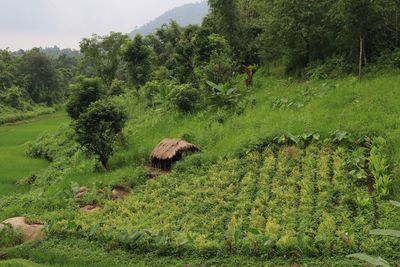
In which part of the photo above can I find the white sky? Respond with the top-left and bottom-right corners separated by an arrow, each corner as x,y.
0,0 -> 199,50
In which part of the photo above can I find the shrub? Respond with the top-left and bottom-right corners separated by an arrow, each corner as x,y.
0,224 -> 23,248
27,125 -> 79,161
168,84 -> 200,113
109,79 -> 127,96
206,81 -> 243,109
0,86 -> 26,109
305,56 -> 352,80
73,100 -> 127,171
372,49 -> 400,71
201,50 -> 235,85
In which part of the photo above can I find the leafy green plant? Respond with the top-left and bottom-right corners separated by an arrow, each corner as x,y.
347,253 -> 391,267
330,130 -> 352,144
272,84 -> 335,110
0,86 -> 26,110
0,224 -> 23,248
206,81 -> 242,109
347,200 -> 399,267
347,147 -> 368,183
167,84 -> 200,113
369,137 -> 391,198
273,132 -> 320,147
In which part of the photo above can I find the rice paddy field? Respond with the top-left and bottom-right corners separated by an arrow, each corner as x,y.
0,111 -> 68,195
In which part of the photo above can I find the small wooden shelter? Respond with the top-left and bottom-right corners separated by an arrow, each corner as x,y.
150,139 -> 199,170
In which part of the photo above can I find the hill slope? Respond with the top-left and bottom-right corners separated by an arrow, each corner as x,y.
1,72 -> 400,266
129,1 -> 208,37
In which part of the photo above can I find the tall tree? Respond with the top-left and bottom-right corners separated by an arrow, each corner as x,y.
16,49 -> 60,105
337,0 -> 382,80
207,0 -> 241,58
0,50 -> 14,91
123,34 -> 152,93
80,32 -> 129,86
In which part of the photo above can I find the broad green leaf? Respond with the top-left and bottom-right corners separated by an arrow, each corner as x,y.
313,133 -> 321,141
178,239 -> 189,247
248,228 -> 260,235
390,200 -> 400,208
370,229 -> 400,238
347,253 -> 391,267
206,80 -> 219,90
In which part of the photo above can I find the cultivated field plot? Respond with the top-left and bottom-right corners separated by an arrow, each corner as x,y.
0,112 -> 68,195
71,144 -> 399,257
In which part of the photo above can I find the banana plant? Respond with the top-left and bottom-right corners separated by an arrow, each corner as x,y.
206,80 -> 242,109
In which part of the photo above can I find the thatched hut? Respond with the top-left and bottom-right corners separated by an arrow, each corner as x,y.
150,139 -> 199,170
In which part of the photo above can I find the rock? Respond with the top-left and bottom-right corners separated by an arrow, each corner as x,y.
80,205 -> 101,213
112,187 -> 130,200
0,217 -> 44,242
74,186 -> 88,199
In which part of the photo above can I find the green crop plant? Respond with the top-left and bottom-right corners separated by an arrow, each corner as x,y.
369,137 -> 391,199
347,200 -> 400,267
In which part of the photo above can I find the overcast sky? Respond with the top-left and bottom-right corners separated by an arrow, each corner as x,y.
0,0 -> 198,50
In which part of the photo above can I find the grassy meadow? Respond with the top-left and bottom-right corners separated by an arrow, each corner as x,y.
0,111 -> 68,195
0,72 -> 399,266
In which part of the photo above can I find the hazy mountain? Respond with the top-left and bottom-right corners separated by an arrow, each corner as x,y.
130,1 -> 208,37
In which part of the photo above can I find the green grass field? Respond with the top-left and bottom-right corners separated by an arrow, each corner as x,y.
0,111 -> 68,196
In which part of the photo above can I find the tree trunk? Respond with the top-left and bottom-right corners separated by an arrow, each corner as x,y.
359,35 -> 364,82
363,38 -> 367,66
396,7 -> 399,47
100,157 -> 110,171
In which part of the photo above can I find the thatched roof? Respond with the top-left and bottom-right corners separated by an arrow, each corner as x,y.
150,139 -> 198,160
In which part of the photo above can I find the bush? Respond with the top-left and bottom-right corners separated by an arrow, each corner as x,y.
73,99 -> 127,170
0,105 -> 55,125
202,50 -> 236,84
0,86 -> 26,109
109,79 -> 127,96
367,49 -> 400,73
206,81 -> 243,109
168,84 -> 201,113
27,125 -> 79,161
141,80 -> 173,107
0,224 -> 23,248
305,56 -> 352,80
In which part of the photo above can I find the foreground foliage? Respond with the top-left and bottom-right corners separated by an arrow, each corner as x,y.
44,143 -> 399,261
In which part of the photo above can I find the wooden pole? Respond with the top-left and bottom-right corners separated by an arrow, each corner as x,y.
359,36 -> 363,82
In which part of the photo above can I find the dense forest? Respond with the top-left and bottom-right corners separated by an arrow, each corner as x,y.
1,1 -> 400,266
2,0 -> 400,117
0,0 -> 400,113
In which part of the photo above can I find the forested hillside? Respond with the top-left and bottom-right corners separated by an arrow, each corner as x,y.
1,1 -> 400,266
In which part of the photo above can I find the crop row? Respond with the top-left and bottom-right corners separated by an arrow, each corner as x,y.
52,144 -> 384,257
